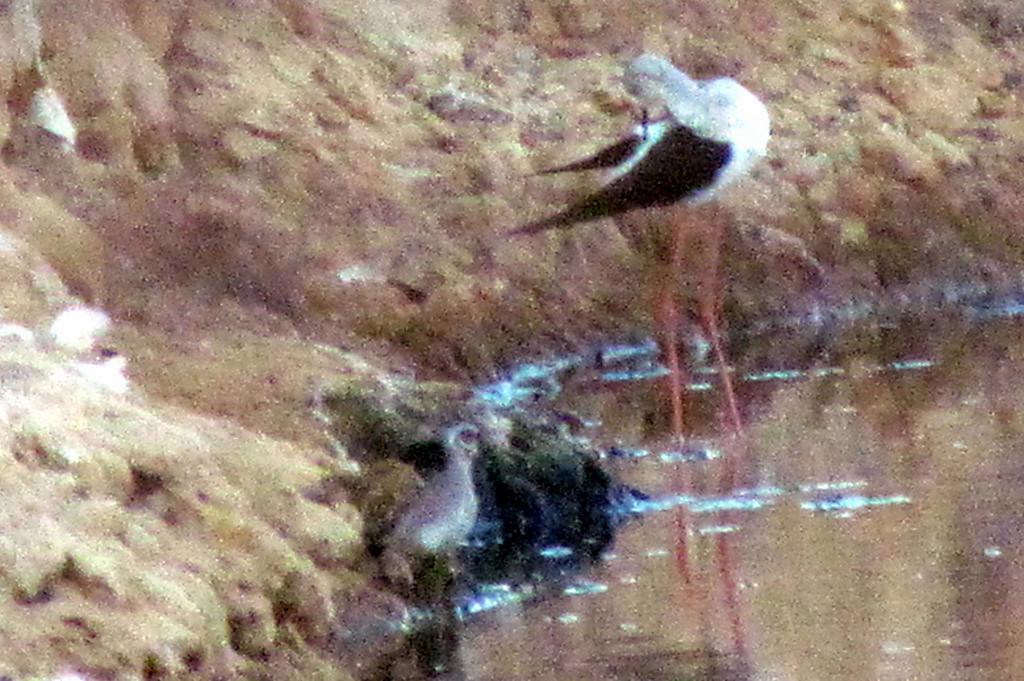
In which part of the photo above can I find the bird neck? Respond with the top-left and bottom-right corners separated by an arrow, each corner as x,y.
444,452 -> 475,481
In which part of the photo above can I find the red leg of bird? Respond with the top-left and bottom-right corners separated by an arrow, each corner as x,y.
670,490 -> 693,587
653,212 -> 693,586
654,283 -> 686,446
697,209 -> 743,441
695,208 -> 747,496
696,209 -> 750,659
663,210 -> 689,446
716,530 -> 748,657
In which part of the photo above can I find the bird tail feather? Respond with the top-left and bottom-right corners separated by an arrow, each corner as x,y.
533,135 -> 641,176
510,210 -> 576,236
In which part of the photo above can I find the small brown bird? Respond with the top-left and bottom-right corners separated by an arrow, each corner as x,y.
382,422 -> 481,587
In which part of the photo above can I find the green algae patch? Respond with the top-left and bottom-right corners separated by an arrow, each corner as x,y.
316,376 -> 468,463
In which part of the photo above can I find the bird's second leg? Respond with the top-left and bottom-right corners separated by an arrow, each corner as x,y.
657,211 -> 694,586
654,283 -> 687,446
695,207 -> 743,442
652,214 -> 690,447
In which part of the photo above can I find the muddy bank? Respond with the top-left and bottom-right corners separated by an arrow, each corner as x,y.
3,0 -> 1024,677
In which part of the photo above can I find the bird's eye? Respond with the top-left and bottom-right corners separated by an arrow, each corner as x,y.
458,427 -> 480,445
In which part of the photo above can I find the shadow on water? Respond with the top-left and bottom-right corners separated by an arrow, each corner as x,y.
441,285 -> 1024,681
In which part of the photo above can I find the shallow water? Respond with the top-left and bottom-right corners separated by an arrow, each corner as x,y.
454,312 -> 1024,681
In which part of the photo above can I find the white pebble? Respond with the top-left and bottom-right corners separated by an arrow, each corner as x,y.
29,85 -> 77,153
48,307 -> 110,353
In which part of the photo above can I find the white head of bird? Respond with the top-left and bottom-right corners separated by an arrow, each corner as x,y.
625,53 -> 770,189
445,422 -> 481,460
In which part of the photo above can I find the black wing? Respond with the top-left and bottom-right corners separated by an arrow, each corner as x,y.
514,125 -> 732,236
